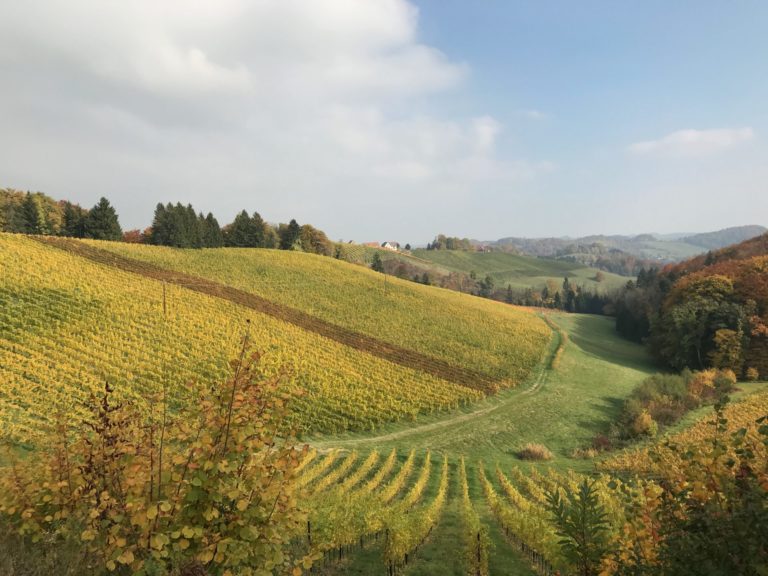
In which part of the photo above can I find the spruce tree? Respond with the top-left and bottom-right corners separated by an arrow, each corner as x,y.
185,204 -> 202,248
84,197 -> 122,240
150,203 -> 169,245
61,202 -> 87,237
202,213 -> 224,247
506,284 -> 514,304
251,211 -> 267,247
226,210 -> 256,247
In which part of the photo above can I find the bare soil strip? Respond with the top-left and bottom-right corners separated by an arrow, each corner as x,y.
34,237 -> 499,393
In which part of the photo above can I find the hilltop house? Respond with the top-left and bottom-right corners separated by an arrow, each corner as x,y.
381,242 -> 400,251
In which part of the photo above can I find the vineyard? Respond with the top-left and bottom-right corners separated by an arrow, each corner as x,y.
287,449 -> 653,575
2,233 -> 541,442
82,239 -> 551,386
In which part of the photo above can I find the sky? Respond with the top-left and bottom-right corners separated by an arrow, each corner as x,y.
1,1 -> 767,243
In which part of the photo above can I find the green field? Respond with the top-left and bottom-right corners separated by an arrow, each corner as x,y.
313,312 -> 654,469
407,249 -> 629,291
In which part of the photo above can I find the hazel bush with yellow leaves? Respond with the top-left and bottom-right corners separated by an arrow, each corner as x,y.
0,333 -> 315,576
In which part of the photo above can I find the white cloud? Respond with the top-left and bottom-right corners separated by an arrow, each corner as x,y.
629,128 -> 755,157
0,0 -> 551,240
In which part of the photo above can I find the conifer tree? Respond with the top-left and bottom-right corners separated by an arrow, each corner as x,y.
61,202 -> 87,237
371,253 -> 384,273
202,213 -> 223,247
22,192 -> 49,235
279,219 -> 301,250
225,210 -> 256,247
84,197 -> 122,240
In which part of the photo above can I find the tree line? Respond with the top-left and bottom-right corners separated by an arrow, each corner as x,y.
426,234 -> 474,251
0,188 -> 335,257
1,189 -> 122,240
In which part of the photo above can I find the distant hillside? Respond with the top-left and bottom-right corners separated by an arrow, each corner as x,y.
488,224 -> 767,272
681,225 -> 768,250
408,249 -> 627,292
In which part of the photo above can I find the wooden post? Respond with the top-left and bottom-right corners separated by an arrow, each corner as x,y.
476,531 -> 481,576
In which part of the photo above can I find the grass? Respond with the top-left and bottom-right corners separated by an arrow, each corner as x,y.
312,312 -> 656,472
407,249 -> 629,291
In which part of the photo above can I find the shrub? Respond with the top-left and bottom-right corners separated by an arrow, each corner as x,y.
616,369 -> 737,441
517,442 -> 553,461
745,367 -> 760,381
631,410 -> 657,437
592,434 -> 613,452
0,333 -> 314,576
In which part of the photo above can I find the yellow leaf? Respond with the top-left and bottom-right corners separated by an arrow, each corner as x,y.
81,529 -> 96,542
182,526 -> 195,539
179,538 -> 190,550
117,550 -> 135,564
199,550 -> 214,563
146,505 -> 158,520
236,499 -> 249,511
293,567 -> 303,576
160,501 -> 172,513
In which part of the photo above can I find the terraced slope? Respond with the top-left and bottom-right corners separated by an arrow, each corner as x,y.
82,239 -> 552,387
0,234 -> 488,442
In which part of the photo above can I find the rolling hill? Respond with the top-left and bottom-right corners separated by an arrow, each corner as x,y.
0,233 -> 551,443
490,224 -> 767,263
408,248 -> 628,291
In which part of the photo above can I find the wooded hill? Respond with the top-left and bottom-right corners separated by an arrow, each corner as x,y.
615,232 -> 768,377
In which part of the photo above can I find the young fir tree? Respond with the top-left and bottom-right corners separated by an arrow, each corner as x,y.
547,479 -> 611,576
84,197 -> 122,240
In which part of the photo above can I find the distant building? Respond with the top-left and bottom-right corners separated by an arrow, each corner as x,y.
363,241 -> 380,248
381,241 -> 400,251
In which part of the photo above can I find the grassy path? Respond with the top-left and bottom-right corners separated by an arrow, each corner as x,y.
313,313 -> 655,472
